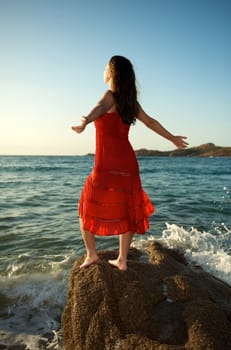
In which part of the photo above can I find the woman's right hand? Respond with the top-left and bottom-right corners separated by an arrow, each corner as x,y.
71,117 -> 88,134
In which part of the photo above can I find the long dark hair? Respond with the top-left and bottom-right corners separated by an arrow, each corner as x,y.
109,55 -> 138,124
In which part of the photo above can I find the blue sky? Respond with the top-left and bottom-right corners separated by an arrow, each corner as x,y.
0,0 -> 230,155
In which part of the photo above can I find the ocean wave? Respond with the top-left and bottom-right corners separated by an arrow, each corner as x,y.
159,223 -> 231,286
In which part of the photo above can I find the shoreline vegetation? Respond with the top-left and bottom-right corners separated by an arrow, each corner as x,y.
135,143 -> 231,157
86,143 -> 231,157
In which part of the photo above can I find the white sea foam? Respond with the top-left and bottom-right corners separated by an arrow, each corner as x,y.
132,223 -> 231,286
0,252 -> 75,349
0,272 -> 66,334
159,223 -> 231,285
0,329 -> 63,349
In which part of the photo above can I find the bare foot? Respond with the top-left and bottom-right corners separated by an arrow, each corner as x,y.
80,256 -> 99,269
108,259 -> 127,271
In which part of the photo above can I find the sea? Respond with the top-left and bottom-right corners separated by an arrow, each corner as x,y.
0,155 -> 230,349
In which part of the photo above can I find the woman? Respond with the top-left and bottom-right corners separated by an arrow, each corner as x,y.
72,55 -> 188,270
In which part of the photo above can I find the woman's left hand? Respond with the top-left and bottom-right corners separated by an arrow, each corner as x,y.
172,136 -> 188,150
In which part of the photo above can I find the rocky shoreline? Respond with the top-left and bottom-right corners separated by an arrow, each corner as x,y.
86,143 -> 231,157
61,242 -> 231,350
135,143 -> 231,157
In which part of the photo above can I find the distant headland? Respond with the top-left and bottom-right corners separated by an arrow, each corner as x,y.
85,143 -> 231,157
135,143 -> 231,157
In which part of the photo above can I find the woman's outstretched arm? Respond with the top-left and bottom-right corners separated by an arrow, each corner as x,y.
137,104 -> 188,150
72,90 -> 114,133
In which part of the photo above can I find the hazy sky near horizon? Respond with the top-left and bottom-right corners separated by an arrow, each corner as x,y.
0,0 -> 230,155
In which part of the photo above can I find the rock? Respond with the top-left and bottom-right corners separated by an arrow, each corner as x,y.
61,242 -> 231,350
135,143 -> 231,157
87,144 -> 231,158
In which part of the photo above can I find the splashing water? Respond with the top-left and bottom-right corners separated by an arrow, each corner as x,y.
159,223 -> 231,285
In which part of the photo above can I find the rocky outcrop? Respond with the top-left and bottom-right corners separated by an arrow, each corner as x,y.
61,242 -> 231,350
135,143 -> 231,157
86,143 -> 231,157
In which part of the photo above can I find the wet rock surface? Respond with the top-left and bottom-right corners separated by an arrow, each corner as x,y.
61,242 -> 231,350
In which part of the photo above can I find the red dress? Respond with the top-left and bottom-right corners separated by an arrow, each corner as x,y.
78,112 -> 154,236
